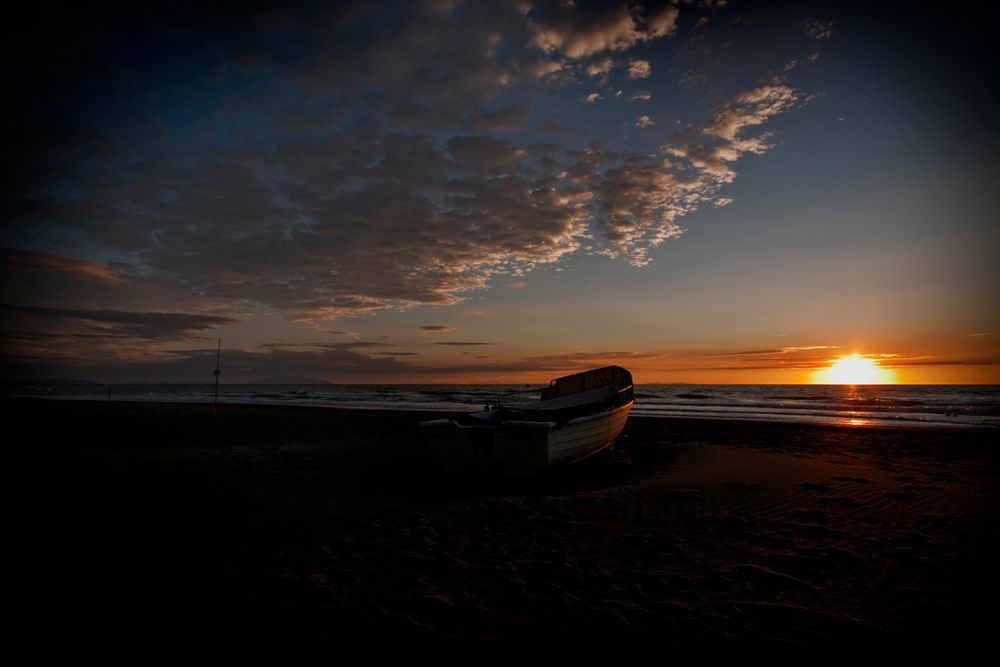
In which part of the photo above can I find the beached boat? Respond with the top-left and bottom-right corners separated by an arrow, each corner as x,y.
420,366 -> 634,476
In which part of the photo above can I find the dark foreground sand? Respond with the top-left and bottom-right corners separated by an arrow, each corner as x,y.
16,399 -> 1000,662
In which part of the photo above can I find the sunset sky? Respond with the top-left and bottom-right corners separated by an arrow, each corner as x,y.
2,1 -> 997,384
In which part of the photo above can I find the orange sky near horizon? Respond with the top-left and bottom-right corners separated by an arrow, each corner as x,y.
268,344 -> 998,385
421,362 -> 1000,386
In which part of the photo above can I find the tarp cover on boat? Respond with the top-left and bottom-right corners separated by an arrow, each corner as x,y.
541,365 -> 633,400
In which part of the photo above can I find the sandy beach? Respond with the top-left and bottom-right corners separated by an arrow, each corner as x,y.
18,398 -> 999,662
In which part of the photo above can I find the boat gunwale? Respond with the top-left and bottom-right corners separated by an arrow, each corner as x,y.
420,400 -> 633,431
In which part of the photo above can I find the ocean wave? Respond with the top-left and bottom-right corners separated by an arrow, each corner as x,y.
4,382 -> 997,428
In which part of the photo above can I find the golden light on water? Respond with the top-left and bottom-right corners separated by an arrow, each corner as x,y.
812,353 -> 898,385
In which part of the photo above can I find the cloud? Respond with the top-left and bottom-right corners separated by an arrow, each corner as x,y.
6,1 -> 802,328
664,84 -> 799,182
802,19 -> 833,40
656,346 -> 849,372
531,3 -> 643,59
419,325 -> 455,333
446,135 -> 525,170
462,105 -> 532,132
57,345 -> 418,383
678,69 -> 707,88
469,350 -> 665,373
708,345 -> 838,356
0,303 -> 237,370
627,59 -> 651,79
629,91 -> 651,101
525,58 -> 566,79
286,296 -> 392,322
0,247 -> 122,283
585,56 -> 615,76
530,2 -> 680,59
885,358 -> 1000,367
636,115 -> 655,127
703,85 -> 799,141
645,4 -> 680,37
585,92 -> 601,103
259,340 -> 392,351
0,304 -> 234,340
18,80 -> 798,314
578,83 -> 800,265
434,341 -> 492,346
386,349 -> 667,377
585,154 -> 685,264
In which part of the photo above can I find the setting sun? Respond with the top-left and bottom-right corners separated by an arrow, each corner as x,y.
812,354 -> 898,385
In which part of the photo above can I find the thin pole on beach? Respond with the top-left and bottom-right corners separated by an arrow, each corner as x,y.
213,338 -> 221,405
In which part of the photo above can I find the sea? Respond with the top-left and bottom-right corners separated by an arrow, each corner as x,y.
5,382 -> 999,429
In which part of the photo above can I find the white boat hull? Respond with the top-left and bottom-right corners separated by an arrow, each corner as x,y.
548,400 -> 632,465
421,401 -> 632,476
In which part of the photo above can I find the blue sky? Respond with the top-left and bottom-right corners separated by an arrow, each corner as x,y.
2,1 -> 997,383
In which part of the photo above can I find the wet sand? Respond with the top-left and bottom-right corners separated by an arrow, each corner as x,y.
17,399 -> 999,662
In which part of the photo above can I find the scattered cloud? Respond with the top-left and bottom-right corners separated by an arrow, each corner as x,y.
885,357 -> 1000,367
571,83 -> 802,266
515,350 -> 664,371
0,248 -> 123,284
259,340 -> 392,351
709,348 -> 785,356
530,2 -> 679,59
446,135 -> 525,170
96,345 -> 417,383
419,325 -> 455,333
629,91 -> 651,101
463,105 -> 532,132
678,69 -> 707,88
645,4 -> 680,38
6,0 -> 802,330
654,345 -> 850,372
0,303 -> 237,371
434,341 -> 493,346
586,92 -> 601,103
665,84 -> 800,183
802,19 -> 833,40
585,57 -> 615,76
708,345 -> 838,357
627,59 -> 651,79
0,304 -> 234,341
703,85 -> 799,141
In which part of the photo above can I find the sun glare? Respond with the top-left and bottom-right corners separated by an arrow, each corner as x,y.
812,353 -> 897,385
